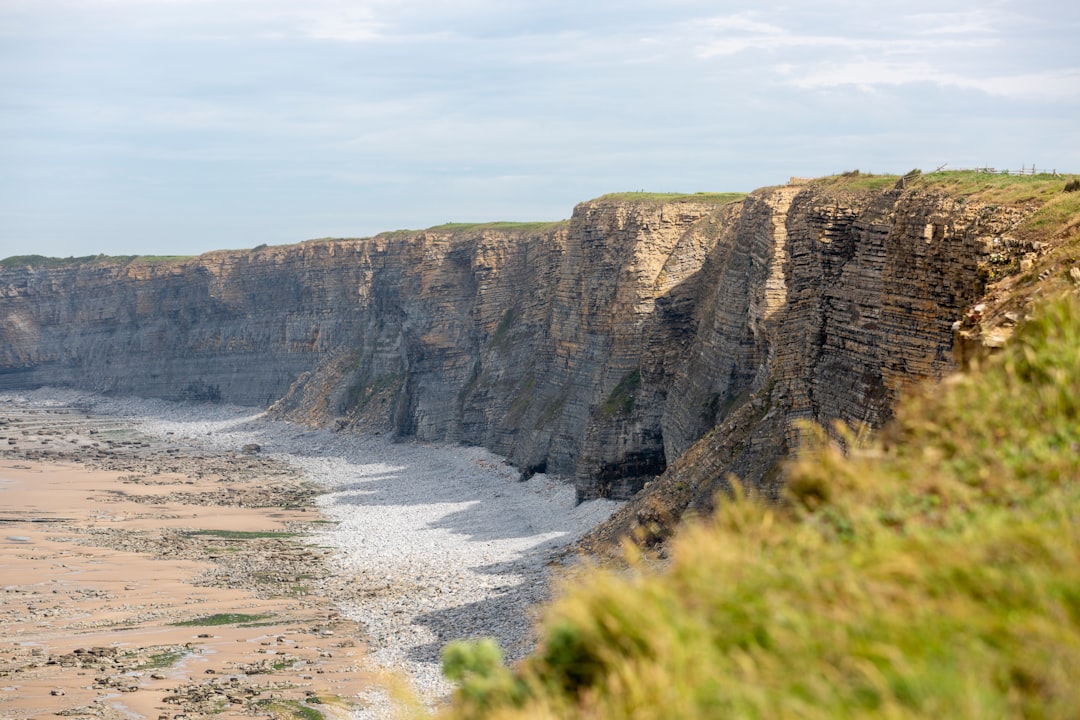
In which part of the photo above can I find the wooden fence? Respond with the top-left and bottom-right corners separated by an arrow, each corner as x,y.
941,164 -> 1062,176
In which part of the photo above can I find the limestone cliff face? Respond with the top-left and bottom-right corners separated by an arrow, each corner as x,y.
577,182 -> 1042,550
1,243 -> 389,406
0,182 -> 1034,501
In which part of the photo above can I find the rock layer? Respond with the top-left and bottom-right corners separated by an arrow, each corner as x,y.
0,182 -> 1034,500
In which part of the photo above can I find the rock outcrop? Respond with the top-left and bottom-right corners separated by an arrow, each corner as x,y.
0,180 -> 1040,501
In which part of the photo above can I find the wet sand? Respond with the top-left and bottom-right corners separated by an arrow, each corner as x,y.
0,403 -> 372,719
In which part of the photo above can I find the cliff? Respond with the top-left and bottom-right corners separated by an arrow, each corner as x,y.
2,173 -> 1072,505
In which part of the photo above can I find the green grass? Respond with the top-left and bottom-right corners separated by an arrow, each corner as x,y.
129,255 -> 192,263
489,308 -> 516,348
595,192 -> 746,205
258,699 -> 325,720
506,376 -> 537,423
343,372 -> 403,412
599,368 -> 641,418
817,170 -> 902,191
136,649 -> 187,670
914,170 -> 1080,205
0,253 -> 192,268
816,169 -> 1080,205
207,545 -> 250,555
0,254 -> 135,268
537,393 -> 568,429
172,613 -> 273,627
187,529 -> 299,540
426,221 -> 567,233
439,293 -> 1080,720
1020,190 -> 1080,239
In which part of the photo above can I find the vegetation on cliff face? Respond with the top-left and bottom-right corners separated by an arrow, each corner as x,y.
439,292 -> 1080,720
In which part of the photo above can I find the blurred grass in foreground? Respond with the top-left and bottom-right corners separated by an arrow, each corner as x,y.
439,293 -> 1080,720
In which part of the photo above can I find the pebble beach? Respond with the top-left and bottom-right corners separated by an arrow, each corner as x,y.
0,389 -> 621,719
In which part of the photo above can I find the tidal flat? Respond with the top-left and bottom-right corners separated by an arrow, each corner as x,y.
0,392 -> 621,719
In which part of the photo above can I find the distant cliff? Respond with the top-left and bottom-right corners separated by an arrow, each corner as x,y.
0,174 -> 1058,502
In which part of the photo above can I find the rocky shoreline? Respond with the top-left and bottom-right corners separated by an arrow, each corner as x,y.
0,396 -> 370,720
0,391 -> 622,718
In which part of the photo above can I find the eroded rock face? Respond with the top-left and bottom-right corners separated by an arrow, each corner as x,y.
0,184 -> 1033,500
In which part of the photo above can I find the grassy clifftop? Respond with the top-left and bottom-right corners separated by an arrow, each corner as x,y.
816,168 -> 1080,203
423,220 -> 569,233
594,191 -> 747,205
0,253 -> 192,269
439,292 -> 1080,719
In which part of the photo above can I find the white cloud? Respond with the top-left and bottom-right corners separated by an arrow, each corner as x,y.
290,7 -> 385,43
964,70 -> 1080,100
696,10 -> 998,58
3,1 -> 1079,258
702,14 -> 785,36
0,0 -> 400,43
907,11 -> 999,36
691,7 -> 1080,101
782,60 -> 1080,100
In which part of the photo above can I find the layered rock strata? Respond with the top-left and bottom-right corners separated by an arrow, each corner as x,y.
0,182 -> 1034,500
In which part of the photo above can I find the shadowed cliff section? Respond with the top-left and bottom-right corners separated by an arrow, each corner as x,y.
1,175 -> 1068,503
580,170 -> 1080,549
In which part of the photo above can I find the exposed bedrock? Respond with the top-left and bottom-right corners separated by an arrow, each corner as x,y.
0,183 -> 1032,500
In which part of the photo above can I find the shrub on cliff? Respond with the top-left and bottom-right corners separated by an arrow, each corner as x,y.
439,294 -> 1080,720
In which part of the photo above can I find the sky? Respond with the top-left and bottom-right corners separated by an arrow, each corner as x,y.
1,1 -> 1078,259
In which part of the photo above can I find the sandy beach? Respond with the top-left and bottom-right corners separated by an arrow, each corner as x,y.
0,400 -> 372,720
0,392 -> 622,719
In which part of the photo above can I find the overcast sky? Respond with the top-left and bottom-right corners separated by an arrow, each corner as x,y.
2,1 -> 1077,259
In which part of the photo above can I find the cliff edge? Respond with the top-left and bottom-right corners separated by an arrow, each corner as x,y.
2,171 -> 1077,511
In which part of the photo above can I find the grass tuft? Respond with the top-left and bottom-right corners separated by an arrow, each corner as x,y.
258,699 -> 325,720
187,529 -> 299,540
136,649 -> 187,670
172,613 -> 273,627
599,368 -> 641,418
817,170 -> 901,191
